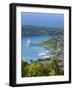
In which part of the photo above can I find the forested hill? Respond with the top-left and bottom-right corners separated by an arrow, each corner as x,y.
22,25 -> 64,36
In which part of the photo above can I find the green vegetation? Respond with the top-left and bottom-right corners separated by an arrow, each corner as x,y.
22,57 -> 64,77
43,36 -> 64,51
21,26 -> 64,77
21,60 -> 28,77
43,36 -> 64,61
22,25 -> 64,36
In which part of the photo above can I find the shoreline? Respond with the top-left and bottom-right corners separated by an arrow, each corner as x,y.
42,43 -> 55,52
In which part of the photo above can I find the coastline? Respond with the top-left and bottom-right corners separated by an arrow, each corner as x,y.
42,43 -> 55,52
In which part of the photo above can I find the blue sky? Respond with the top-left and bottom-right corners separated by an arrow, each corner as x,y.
21,12 -> 64,27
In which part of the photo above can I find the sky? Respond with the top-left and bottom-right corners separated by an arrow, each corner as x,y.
21,12 -> 64,28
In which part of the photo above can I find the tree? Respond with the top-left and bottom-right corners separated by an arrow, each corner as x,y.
49,57 -> 63,76
21,60 -> 28,77
24,63 -> 50,77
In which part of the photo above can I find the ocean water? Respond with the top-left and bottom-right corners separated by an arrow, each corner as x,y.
21,35 -> 54,62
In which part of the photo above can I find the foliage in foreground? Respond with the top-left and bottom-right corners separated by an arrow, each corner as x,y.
21,35 -> 64,77
21,57 -> 64,77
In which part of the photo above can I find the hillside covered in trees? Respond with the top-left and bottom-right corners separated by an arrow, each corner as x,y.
22,25 -> 64,36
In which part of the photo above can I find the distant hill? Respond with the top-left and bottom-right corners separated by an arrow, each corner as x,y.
22,25 -> 64,36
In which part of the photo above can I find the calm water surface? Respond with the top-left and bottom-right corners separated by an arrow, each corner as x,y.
21,35 -> 54,62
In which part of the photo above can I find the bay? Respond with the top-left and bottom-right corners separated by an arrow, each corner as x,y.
21,35 -> 55,63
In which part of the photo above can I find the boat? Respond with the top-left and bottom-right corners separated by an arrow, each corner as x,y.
27,38 -> 30,46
